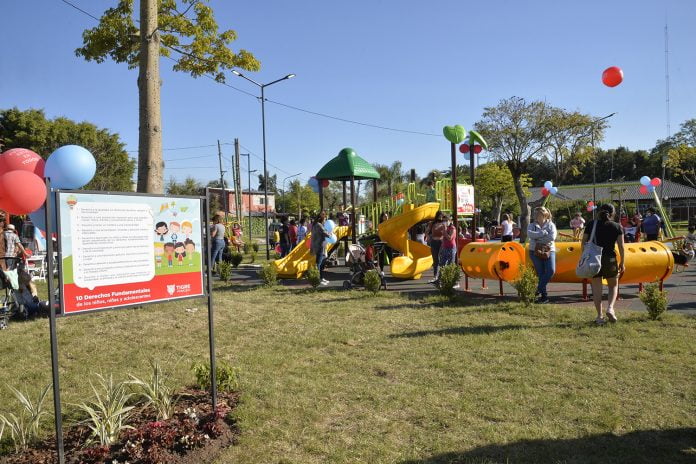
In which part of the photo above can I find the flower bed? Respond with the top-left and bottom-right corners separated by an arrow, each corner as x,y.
0,389 -> 239,464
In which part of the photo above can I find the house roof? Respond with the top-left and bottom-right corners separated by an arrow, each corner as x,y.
528,179 -> 696,202
315,147 -> 380,181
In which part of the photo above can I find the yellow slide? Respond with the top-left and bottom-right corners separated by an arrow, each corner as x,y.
273,226 -> 351,279
378,203 -> 440,279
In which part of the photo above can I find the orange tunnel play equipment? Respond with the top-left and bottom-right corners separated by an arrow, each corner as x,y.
458,242 -> 527,281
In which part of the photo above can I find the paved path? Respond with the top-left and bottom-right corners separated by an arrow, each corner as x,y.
228,262 -> 696,316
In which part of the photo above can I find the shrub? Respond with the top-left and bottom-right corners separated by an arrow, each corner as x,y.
249,251 -> 257,263
191,360 -> 240,393
438,263 -> 462,298
129,360 -> 178,421
74,374 -> 135,446
364,269 -> 382,295
252,243 -> 259,252
217,261 -> 232,282
306,267 -> 321,288
512,264 -> 538,306
258,263 -> 277,286
243,243 -> 251,254
0,384 -> 51,452
639,282 -> 668,320
230,252 -> 243,268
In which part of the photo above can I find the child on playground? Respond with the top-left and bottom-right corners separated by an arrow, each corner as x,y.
683,225 -> 696,262
433,214 -> 458,287
570,212 -> 585,240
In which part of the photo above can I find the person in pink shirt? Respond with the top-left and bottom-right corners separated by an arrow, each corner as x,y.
570,212 -> 585,240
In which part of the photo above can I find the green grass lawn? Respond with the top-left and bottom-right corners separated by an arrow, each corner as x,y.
1,285 -> 695,463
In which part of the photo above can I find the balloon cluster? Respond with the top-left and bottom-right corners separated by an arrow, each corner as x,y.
540,180 -> 558,197
639,176 -> 661,195
308,177 -> 329,193
0,145 -> 96,229
459,140 -> 483,155
586,201 -> 597,212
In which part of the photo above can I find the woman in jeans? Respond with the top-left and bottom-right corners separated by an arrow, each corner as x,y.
310,211 -> 330,285
434,214 -> 458,287
582,204 -> 625,324
210,215 -> 227,272
527,207 -> 557,303
426,211 -> 445,284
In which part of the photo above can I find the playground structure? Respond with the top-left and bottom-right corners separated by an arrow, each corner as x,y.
377,203 -> 440,279
274,226 -> 351,278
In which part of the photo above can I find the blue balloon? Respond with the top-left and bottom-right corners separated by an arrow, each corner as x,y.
648,184 -> 656,193
45,145 -> 96,189
324,219 -> 335,234
308,177 -> 320,193
28,195 -> 57,232
549,186 -> 558,195
544,180 -> 553,189
640,176 -> 651,186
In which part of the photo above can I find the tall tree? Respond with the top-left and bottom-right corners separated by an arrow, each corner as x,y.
666,145 -> 696,188
75,0 -> 260,193
475,97 -> 552,241
0,107 -> 135,191
372,161 -> 405,197
475,162 -> 530,222
165,176 -> 202,195
544,108 -> 605,186
283,180 -> 319,218
257,173 -> 277,193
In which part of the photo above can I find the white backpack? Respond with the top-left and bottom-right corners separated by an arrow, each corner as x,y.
576,220 -> 603,279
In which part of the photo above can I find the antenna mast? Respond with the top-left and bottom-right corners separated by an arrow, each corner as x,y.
661,22 -> 670,200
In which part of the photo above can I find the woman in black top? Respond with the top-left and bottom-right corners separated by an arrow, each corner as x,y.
582,204 -> 625,325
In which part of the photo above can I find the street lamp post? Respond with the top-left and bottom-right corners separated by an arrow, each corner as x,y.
282,173 -> 302,215
590,113 -> 616,219
240,153 -> 256,245
232,70 -> 295,259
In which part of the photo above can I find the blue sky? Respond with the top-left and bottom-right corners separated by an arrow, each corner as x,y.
1,0 -> 695,189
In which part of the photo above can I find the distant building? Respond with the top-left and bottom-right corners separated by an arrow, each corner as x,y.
207,188 -> 276,216
529,180 -> 696,221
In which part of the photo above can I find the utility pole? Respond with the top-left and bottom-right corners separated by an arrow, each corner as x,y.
217,140 -> 228,225
234,139 -> 242,224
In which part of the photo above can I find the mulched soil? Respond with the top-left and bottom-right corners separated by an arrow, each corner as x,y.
0,389 -> 240,464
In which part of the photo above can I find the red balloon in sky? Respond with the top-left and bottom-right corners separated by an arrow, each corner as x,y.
0,148 -> 45,177
602,66 -> 623,87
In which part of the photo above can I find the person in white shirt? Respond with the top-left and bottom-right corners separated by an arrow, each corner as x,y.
500,213 -> 515,242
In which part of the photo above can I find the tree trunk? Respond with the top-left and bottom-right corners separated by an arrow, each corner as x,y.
512,169 -> 530,242
492,196 -> 503,224
136,0 -> 164,193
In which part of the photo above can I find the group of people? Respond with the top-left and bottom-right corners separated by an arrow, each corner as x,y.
530,204 -> 627,324
571,207 -> 666,243
0,218 -> 46,319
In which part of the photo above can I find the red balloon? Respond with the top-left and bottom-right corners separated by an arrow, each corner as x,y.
586,206 -> 593,212
639,185 -> 649,195
0,170 -> 47,215
588,201 -> 595,207
541,187 -> 550,197
474,145 -> 483,154
459,144 -> 470,153
602,66 -> 623,87
0,148 -> 45,177
321,179 -> 329,188
650,177 -> 662,187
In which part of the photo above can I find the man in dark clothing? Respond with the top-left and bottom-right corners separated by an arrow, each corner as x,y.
310,211 -> 330,285
641,207 -> 662,241
279,217 -> 292,257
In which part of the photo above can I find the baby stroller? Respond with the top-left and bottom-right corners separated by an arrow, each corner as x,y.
0,257 -> 22,329
342,238 -> 387,290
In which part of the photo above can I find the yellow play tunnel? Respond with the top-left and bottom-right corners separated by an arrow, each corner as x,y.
459,242 -> 527,281
548,241 -> 674,284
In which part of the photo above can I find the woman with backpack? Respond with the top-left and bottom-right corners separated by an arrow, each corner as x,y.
582,204 -> 625,325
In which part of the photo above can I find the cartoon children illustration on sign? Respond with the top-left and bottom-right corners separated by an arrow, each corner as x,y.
155,221 -> 169,242
164,242 -> 175,267
184,239 -> 195,266
174,242 -> 186,266
181,221 -> 193,240
154,242 -> 164,268
170,221 -> 181,242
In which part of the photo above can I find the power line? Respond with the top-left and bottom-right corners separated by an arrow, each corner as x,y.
59,0 -> 442,139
